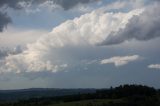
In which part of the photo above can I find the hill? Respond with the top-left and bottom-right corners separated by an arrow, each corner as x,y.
0,88 -> 96,101
0,84 -> 160,106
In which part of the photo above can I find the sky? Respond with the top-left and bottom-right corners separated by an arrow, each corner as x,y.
0,0 -> 160,89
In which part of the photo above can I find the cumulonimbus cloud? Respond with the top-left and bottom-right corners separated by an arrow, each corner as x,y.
100,55 -> 140,67
0,6 -> 142,74
148,64 -> 160,70
0,1 -> 159,74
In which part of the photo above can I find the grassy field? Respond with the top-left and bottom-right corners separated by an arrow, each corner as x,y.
48,99 -> 125,106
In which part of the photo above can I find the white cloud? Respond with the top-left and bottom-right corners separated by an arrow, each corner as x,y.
0,5 -> 144,74
51,7 -> 142,45
148,64 -> 160,70
100,55 -> 140,67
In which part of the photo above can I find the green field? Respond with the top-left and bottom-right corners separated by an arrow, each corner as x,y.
48,99 -> 124,106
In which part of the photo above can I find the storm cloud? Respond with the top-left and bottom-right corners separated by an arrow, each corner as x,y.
0,1 -> 159,74
0,7 -> 142,74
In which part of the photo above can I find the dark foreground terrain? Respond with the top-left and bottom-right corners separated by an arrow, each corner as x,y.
0,84 -> 160,106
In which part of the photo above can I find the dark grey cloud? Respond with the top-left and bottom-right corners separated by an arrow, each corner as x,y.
0,0 -> 98,32
50,0 -> 98,10
0,12 -> 11,32
100,2 -> 160,45
0,49 -> 8,59
0,0 -> 98,10
0,0 -> 24,32
0,0 -> 24,9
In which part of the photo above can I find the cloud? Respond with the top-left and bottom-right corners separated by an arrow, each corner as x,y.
104,1 -> 128,10
0,12 -> 11,32
0,0 -> 23,31
0,46 -> 22,60
148,64 -> 160,70
0,0 -> 98,32
0,28 -> 48,47
0,1 -> 159,76
100,2 -> 160,45
100,55 -> 140,67
0,5 -> 143,74
47,0 -> 98,10
0,0 -> 98,10
104,0 -> 146,10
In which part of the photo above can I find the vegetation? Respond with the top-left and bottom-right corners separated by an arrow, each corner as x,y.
0,84 -> 160,106
0,88 -> 95,101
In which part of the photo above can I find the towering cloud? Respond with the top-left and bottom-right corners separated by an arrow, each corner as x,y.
0,1 -> 160,74
0,7 -> 142,74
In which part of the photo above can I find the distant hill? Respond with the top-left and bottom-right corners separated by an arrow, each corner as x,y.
0,85 -> 160,106
0,88 -> 96,101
